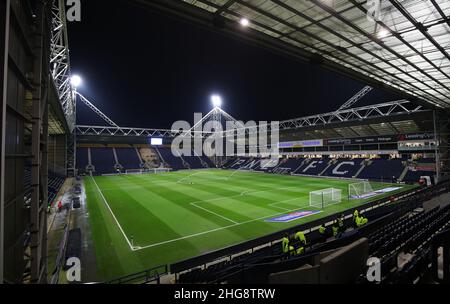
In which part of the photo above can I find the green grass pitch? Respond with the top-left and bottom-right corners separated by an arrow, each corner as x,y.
83,169 -> 416,281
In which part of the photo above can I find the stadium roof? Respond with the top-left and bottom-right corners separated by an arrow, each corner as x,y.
279,109 -> 433,141
141,0 -> 450,109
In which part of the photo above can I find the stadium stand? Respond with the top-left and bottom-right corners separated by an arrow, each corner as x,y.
48,172 -> 66,206
90,147 -> 117,174
169,181 -> 450,284
138,147 -> 160,168
219,155 -> 439,186
76,145 -> 216,174
357,158 -> 405,182
221,157 -> 238,168
181,150 -> 214,169
115,147 -> 142,170
322,158 -> 365,178
293,158 -> 331,176
155,147 -> 187,170
403,158 -> 436,183
76,147 -> 89,174
227,157 -> 254,169
272,157 -> 305,174
76,145 -> 437,188
24,167 -> 65,206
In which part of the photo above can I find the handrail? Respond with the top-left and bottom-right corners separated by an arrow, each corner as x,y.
103,181 -> 450,284
106,264 -> 168,284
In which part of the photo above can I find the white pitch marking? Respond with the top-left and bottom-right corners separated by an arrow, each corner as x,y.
90,176 -> 135,251
133,199 -> 312,251
190,202 -> 239,224
92,173 -> 324,251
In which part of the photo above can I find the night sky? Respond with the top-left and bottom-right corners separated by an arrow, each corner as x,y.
68,0 -> 401,129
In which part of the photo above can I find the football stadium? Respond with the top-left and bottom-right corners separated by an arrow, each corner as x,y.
2,0 -> 450,289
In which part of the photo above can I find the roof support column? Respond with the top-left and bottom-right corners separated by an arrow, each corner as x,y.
0,0 -> 11,285
30,0 -> 48,284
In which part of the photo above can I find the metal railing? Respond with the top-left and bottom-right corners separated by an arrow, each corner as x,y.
106,264 -> 168,284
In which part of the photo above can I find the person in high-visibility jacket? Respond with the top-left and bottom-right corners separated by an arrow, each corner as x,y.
319,224 -> 327,235
355,216 -> 368,227
338,214 -> 345,232
282,233 -> 294,254
332,222 -> 340,237
294,231 -> 306,255
295,231 -> 307,246
353,209 -> 360,227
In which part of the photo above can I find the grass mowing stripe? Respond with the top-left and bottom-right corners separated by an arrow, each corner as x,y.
85,169 -> 418,280
190,202 -> 239,224
133,202 -> 312,251
90,175 -> 134,250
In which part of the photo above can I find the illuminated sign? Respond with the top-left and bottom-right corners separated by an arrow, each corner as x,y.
150,138 -> 163,146
279,139 -> 323,148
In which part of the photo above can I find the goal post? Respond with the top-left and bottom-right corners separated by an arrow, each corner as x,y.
125,168 -> 170,175
309,188 -> 342,209
348,181 -> 373,199
124,169 -> 144,175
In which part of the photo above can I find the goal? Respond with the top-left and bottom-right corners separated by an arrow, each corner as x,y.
125,168 -> 170,175
309,188 -> 342,209
348,181 -> 373,199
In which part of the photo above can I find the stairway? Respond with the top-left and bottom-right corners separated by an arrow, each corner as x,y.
398,163 -> 410,182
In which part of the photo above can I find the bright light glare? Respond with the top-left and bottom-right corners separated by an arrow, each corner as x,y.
378,29 -> 389,38
211,95 -> 222,108
240,18 -> 249,27
70,75 -> 82,87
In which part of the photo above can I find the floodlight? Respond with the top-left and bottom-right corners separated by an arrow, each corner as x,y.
240,18 -> 250,27
70,75 -> 82,87
377,29 -> 389,39
211,95 -> 222,108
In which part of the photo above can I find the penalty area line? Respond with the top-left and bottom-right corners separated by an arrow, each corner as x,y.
190,202 -> 239,224
133,199 -> 311,251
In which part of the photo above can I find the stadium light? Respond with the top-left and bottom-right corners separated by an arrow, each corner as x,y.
240,18 -> 250,27
70,74 -> 82,88
377,29 -> 389,39
211,94 -> 222,108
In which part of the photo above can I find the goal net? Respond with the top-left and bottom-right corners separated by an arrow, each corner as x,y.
309,188 -> 342,209
125,168 -> 170,175
348,181 -> 373,199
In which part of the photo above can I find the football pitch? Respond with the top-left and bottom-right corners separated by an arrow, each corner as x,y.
84,169 -> 416,280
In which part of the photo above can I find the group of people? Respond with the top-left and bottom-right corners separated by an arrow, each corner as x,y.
281,209 -> 370,255
316,213 -> 346,239
321,210 -> 369,237
282,231 -> 307,255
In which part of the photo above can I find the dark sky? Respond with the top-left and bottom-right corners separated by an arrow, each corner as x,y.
68,0 -> 401,129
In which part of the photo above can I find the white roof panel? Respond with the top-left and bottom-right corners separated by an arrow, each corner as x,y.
178,0 -> 450,108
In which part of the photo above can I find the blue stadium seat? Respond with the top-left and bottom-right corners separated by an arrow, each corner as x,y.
322,158 -> 364,178
358,158 -> 405,181
116,148 -> 141,170
90,147 -> 116,174
76,147 -> 89,173
156,147 -> 185,170
297,158 -> 330,175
